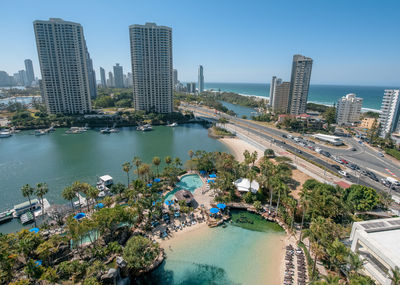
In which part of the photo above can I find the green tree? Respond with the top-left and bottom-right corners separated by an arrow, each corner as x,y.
165,156 -> 172,165
35,182 -> 49,215
21,184 -> 37,227
188,149 -> 194,159
264,149 -> 275,158
253,200 -> 262,212
132,156 -> 142,179
390,266 -> 400,285
122,162 -> 132,186
110,183 -> 126,198
343,185 -> 380,212
40,267 -> 58,283
152,156 -> 161,177
323,107 -> 336,126
123,236 -> 160,275
62,186 -> 76,210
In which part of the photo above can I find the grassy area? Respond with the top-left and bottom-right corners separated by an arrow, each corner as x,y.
385,148 -> 400,161
230,209 -> 285,233
212,126 -> 235,137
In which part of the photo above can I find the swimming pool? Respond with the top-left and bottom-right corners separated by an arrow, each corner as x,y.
164,174 -> 204,201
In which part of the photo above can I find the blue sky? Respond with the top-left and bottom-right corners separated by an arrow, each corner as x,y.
0,0 -> 399,86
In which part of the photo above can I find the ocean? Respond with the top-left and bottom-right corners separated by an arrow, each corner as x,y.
204,82 -> 399,112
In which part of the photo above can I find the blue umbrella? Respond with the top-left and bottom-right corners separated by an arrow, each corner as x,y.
209,174 -> 217,178
165,200 -> 174,206
207,179 -> 215,183
74,212 -> 86,220
199,170 -> 206,174
34,260 -> 42,267
95,203 -> 104,209
154,178 -> 161,183
147,183 -> 153,187
217,203 -> 226,210
209,208 -> 219,214
29,227 -> 40,234
152,199 -> 162,206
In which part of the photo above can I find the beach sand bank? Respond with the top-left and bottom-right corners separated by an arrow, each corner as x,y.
219,137 -> 263,162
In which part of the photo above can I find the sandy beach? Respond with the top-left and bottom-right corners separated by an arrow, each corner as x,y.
219,137 -> 263,162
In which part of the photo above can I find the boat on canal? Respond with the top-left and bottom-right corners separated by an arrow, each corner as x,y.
0,210 -> 13,224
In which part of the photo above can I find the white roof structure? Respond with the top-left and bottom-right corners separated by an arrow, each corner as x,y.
312,133 -> 343,146
234,178 -> 259,194
350,217 -> 400,285
99,175 -> 113,182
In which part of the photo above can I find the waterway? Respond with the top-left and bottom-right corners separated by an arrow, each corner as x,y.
0,124 -> 229,233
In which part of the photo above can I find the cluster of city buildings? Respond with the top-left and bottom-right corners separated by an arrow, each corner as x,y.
0,59 -> 36,87
99,64 -> 133,89
173,65 -> 205,94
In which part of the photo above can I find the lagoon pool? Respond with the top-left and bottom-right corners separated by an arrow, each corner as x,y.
164,174 -> 204,201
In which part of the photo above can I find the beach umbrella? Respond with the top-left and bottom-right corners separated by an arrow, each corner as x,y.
154,178 -> 161,183
29,227 -> 40,234
74,212 -> 86,220
209,208 -> 219,214
207,179 -> 215,183
209,174 -> 217,178
199,170 -> 206,174
147,183 -> 153,187
217,203 -> 226,210
34,260 -> 42,267
165,200 -> 174,206
95,203 -> 104,209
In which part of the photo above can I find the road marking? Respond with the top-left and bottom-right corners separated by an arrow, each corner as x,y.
385,168 -> 397,177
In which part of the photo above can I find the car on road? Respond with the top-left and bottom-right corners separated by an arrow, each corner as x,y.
339,170 -> 348,177
340,159 -> 349,164
381,178 -> 390,187
282,134 -> 287,138
378,152 -> 384,157
331,164 -> 341,170
296,149 -> 302,154
350,148 -> 357,151
358,140 -> 363,145
321,151 -> 331,157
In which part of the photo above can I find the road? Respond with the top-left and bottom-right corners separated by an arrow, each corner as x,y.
182,104 -> 400,196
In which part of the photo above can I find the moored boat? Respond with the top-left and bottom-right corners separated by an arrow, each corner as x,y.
137,124 -> 152,131
167,122 -> 178,127
0,210 -> 13,224
0,130 -> 12,138
100,127 -> 111,134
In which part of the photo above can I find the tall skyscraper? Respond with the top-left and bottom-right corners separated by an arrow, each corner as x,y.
269,76 -> 282,107
108,72 -> 114,87
186,82 -> 196,93
272,82 -> 290,114
379,89 -> 400,137
288,54 -> 313,115
129,22 -> 173,113
113,63 -> 124,88
0,71 -> 13,87
24,59 -> 35,86
173,69 -> 178,86
127,72 -> 133,87
100,67 -> 106,87
34,18 -> 93,114
86,52 -> 97,98
198,65 -> 204,93
336,93 -> 363,125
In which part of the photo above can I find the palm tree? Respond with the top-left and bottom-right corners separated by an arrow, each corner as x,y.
138,164 -> 151,182
188,150 -> 194,159
174,157 -> 182,167
311,242 -> 324,280
390,267 -> 400,285
21,184 -> 36,227
152,157 -> 161,177
132,156 -> 142,179
347,252 -> 364,276
250,151 -> 258,167
36,182 -> 49,215
165,156 -> 172,166
243,150 -> 251,166
122,162 -> 132,186
62,186 -> 76,211
247,169 -> 257,193
87,186 -> 99,209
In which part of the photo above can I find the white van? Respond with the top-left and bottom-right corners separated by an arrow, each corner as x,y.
386,177 -> 400,186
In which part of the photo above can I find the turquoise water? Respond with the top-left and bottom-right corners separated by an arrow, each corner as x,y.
219,101 -> 258,118
205,82 -> 399,111
138,215 -> 285,285
164,174 -> 203,201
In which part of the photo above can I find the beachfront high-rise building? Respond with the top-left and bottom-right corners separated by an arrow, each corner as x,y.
198,65 -> 204,93
24,59 -> 35,86
288,54 -> 313,115
272,82 -> 290,114
86,52 -> 97,99
108,72 -> 114,87
113,63 -> 124,88
100,67 -> 106,87
127,72 -> 133,87
379,89 -> 400,137
269,76 -> 282,107
33,18 -> 93,114
14,70 -> 27,86
186,82 -> 196,94
129,22 -> 173,113
336,93 -> 363,125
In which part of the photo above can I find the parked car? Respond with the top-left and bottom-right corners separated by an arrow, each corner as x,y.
331,164 -> 341,170
378,152 -> 384,157
282,134 -> 287,138
340,159 -> 349,164
339,170 -> 348,177
350,148 -> 357,151
296,149 -> 302,154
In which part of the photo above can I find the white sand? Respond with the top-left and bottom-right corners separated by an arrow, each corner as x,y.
219,137 -> 262,162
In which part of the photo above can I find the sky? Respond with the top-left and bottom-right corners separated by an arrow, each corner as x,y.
0,0 -> 399,86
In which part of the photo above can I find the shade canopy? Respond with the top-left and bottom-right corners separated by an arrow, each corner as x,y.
217,203 -> 226,210
95,203 -> 104,209
209,174 -> 217,178
234,178 -> 259,194
34,260 -> 42,267
74,212 -> 86,220
29,227 -> 40,234
199,170 -> 206,174
147,183 -> 153,187
154,178 -> 161,183
165,200 -> 174,206
210,208 -> 219,214
207,179 -> 215,183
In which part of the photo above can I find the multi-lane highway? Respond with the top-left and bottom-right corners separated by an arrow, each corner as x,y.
183,104 -> 400,195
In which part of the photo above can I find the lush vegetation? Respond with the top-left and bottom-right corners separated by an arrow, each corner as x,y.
202,90 -> 265,108
93,88 -> 133,108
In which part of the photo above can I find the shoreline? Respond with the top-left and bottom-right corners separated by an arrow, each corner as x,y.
219,136 -> 263,162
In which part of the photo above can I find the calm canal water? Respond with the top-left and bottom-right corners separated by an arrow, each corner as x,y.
0,124 -> 229,233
